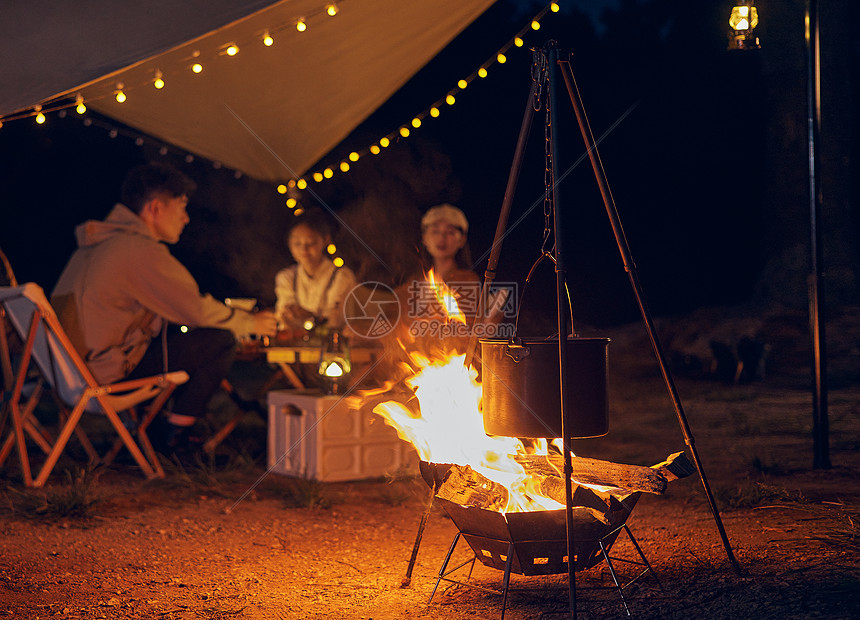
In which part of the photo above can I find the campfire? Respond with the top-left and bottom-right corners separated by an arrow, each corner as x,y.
359,274 -> 694,578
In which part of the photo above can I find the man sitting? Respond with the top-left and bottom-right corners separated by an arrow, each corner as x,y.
52,162 -> 277,453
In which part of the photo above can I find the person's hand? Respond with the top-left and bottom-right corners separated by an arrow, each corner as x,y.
252,310 -> 278,337
281,304 -> 313,326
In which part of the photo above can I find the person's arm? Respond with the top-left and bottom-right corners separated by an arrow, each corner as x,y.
125,237 -> 263,336
323,267 -> 357,328
274,266 -> 297,318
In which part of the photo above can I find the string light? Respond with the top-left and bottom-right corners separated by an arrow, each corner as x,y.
277,184 -> 288,194
327,243 -> 337,254
0,1 -> 561,193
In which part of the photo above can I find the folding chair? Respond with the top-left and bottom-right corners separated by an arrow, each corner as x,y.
0,283 -> 188,487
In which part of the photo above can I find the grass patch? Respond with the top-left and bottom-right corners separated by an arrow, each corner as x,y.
150,449 -> 258,497
2,466 -> 104,519
714,479 -> 808,510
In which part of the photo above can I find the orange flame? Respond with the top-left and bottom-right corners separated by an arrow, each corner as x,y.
360,270 -> 576,513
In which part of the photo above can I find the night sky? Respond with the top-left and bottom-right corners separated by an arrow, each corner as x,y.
1,1 -> 857,328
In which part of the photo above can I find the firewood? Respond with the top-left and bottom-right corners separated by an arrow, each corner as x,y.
651,451 -> 695,481
514,453 -> 668,495
436,464 -> 508,511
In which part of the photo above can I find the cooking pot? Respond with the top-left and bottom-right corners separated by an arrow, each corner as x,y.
480,337 -> 609,438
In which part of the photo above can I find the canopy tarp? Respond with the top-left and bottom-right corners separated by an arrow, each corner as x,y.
1,0 -> 496,181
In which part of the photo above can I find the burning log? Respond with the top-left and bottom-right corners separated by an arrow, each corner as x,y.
513,452 -> 694,495
434,452 -> 694,513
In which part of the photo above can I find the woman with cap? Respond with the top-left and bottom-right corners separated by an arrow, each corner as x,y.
395,204 -> 480,342
418,203 -> 478,285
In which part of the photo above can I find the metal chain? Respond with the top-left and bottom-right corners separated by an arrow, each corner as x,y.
541,79 -> 554,255
531,48 -> 547,112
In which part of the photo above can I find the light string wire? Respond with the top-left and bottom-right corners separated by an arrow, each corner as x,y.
0,2 -> 563,192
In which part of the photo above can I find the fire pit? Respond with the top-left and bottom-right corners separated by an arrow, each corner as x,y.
418,454 -> 689,617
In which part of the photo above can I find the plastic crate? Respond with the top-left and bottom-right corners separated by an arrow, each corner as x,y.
267,390 -> 416,481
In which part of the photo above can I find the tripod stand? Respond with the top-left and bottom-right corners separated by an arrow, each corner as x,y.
464,41 -> 742,618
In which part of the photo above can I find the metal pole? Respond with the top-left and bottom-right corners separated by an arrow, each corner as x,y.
547,43 -> 578,619
806,0 -> 830,469
464,84 -> 536,370
557,57 -> 743,575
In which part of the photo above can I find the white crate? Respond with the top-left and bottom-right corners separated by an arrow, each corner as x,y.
267,390 -> 417,482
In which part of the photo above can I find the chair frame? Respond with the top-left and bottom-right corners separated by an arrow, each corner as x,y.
0,284 -> 187,487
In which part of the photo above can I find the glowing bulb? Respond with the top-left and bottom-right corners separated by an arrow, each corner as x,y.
323,168 -> 333,178
153,71 -> 165,89
340,161 -> 349,172
326,4 -> 338,16
297,179 -> 308,189
115,84 -> 126,103
226,44 -> 239,56
430,107 -> 440,118
400,127 -> 410,138
531,20 -> 540,30
303,318 -> 315,331
349,151 -> 359,162
327,243 -> 337,254
411,117 -> 421,128
296,19 -> 307,32
497,53 -> 507,64
478,67 -> 488,78
551,3 -> 560,12
313,172 -> 324,182
446,94 -> 456,105
288,179 -> 296,188
380,137 -> 390,148
514,37 -> 524,47
277,184 -> 287,194
332,257 -> 344,268
35,106 -> 46,124
192,63 -> 203,73
458,79 -> 467,89
180,325 -> 189,333
75,94 -> 86,114
370,145 -> 381,154
294,207 -> 305,216
324,361 -> 344,377
286,198 -> 297,208
263,31 -> 274,46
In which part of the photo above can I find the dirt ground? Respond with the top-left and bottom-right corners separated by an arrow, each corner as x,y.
2,306 -> 859,619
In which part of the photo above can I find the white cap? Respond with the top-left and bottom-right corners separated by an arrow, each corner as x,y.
421,203 -> 468,234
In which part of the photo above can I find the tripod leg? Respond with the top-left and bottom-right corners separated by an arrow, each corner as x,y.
401,484 -> 436,587
557,57 -> 742,576
465,82 -> 537,369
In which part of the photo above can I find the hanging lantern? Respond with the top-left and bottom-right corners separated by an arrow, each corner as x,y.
728,1 -> 761,50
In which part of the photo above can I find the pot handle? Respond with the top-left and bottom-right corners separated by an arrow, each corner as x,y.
504,339 -> 530,363
512,251 -> 576,339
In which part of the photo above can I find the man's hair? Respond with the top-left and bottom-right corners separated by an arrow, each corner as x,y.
120,163 -> 197,214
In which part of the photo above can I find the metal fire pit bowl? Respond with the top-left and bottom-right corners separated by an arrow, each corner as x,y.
420,462 -> 640,575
